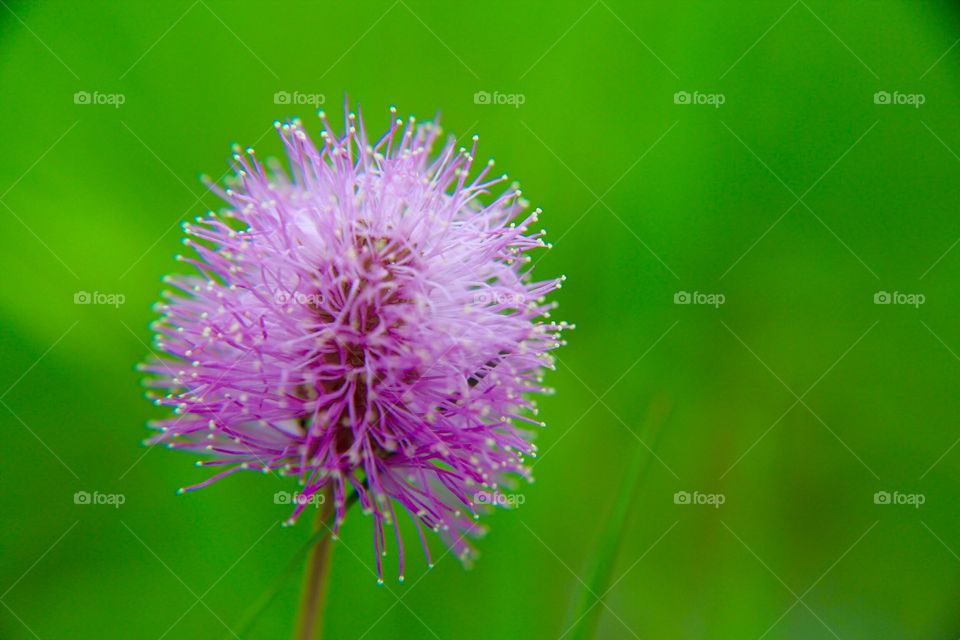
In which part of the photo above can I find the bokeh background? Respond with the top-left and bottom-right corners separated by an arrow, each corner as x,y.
3,1 -> 960,638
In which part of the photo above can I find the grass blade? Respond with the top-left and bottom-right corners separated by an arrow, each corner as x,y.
565,398 -> 673,640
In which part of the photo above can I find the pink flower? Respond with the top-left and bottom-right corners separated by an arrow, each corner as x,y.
142,104 -> 567,581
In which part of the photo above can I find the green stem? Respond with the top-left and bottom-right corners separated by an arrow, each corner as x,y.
231,489 -> 356,640
294,484 -> 336,640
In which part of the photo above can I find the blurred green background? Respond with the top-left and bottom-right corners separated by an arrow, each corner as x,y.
3,1 -> 960,638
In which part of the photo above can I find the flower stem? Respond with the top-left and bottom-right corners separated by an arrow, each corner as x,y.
294,484 -> 336,640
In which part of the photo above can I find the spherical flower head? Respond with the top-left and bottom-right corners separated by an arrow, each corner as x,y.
142,104 -> 567,580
